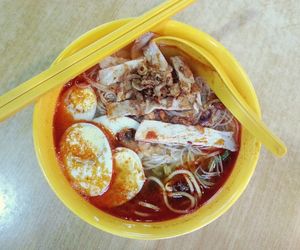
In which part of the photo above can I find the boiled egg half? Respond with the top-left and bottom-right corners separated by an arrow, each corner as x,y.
98,147 -> 145,207
64,85 -> 97,120
60,123 -> 112,196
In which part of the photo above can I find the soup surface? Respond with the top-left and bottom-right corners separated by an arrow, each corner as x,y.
53,33 -> 240,222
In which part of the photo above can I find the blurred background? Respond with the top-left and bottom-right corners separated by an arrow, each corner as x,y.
0,0 -> 299,249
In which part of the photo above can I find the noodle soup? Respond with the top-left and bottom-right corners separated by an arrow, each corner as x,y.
53,33 -> 240,222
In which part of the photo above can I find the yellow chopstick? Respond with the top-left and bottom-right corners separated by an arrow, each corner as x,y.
0,0 -> 195,122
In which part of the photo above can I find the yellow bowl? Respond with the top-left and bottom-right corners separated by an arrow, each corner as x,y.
33,19 -> 261,239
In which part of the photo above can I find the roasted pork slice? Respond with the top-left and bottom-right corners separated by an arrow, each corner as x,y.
143,42 -> 169,72
171,56 -> 195,93
106,100 -> 143,117
98,58 -> 145,85
106,97 -> 193,118
99,56 -> 129,69
131,32 -> 155,59
135,120 -> 238,151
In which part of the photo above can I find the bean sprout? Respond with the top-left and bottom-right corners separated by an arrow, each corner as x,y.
134,211 -> 150,217
138,201 -> 160,211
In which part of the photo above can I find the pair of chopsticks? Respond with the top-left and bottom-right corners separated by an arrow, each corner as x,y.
0,0 -> 195,122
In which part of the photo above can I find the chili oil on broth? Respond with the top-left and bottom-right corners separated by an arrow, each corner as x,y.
53,34 -> 241,222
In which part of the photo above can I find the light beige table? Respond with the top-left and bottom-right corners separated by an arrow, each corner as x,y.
0,0 -> 299,249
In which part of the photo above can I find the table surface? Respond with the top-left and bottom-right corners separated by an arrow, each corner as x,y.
0,0 -> 299,249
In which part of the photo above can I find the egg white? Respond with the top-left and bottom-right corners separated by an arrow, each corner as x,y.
93,116 -> 139,135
